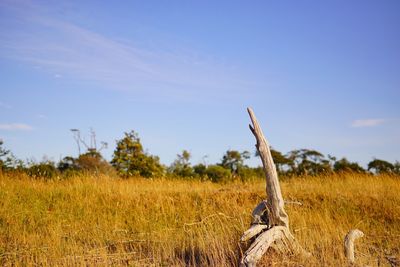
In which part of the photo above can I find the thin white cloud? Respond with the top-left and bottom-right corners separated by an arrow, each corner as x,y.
0,123 -> 33,131
351,119 -> 386,128
0,1 -> 252,102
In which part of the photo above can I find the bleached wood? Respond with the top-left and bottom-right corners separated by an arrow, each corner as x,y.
344,229 -> 364,264
241,224 -> 270,242
251,200 -> 269,225
240,226 -> 298,267
241,109 -> 369,266
385,255 -> 399,267
240,108 -> 308,267
240,226 -> 286,267
247,107 -> 289,228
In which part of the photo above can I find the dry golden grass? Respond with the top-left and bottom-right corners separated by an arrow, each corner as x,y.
0,172 -> 399,266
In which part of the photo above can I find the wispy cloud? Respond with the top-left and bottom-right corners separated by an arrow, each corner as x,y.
0,123 -> 33,131
351,119 -> 386,128
0,1 -> 251,102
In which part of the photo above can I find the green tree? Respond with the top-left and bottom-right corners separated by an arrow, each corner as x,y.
286,149 -> 332,176
111,131 -> 164,178
220,150 -> 250,174
0,140 -> 9,158
0,140 -> 10,170
0,140 -> 24,171
169,150 -> 194,178
368,159 -> 394,174
333,158 -> 365,173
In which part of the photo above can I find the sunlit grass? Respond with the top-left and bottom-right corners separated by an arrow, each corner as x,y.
0,172 -> 399,266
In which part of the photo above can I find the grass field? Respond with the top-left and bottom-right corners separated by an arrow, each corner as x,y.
0,172 -> 399,266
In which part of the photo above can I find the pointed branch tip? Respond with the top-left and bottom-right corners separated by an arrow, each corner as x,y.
247,107 -> 254,118
249,124 -> 255,135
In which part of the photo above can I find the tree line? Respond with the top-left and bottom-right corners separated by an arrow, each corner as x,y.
1,130 -> 399,181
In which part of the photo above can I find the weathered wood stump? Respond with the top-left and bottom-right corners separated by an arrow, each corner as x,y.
344,229 -> 364,265
240,108 -> 371,266
240,108 -> 309,267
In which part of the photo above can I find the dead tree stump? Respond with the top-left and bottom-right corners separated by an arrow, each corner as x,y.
344,229 -> 364,264
240,108 -> 309,267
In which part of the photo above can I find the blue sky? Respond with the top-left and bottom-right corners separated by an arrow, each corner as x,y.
0,0 -> 399,167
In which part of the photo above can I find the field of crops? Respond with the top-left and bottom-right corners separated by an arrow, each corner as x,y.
0,172 -> 399,266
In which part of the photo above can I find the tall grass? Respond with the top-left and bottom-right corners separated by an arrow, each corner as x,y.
0,172 -> 399,266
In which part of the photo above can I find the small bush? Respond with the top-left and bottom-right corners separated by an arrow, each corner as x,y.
76,151 -> 115,175
237,166 -> 264,182
27,163 -> 58,179
193,164 -> 207,176
205,165 -> 231,183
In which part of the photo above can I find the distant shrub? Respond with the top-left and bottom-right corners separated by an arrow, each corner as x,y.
27,163 -> 58,179
205,165 -> 231,183
238,166 -> 264,182
58,151 -> 116,177
193,164 -> 207,177
76,150 -> 115,175
57,156 -> 79,172
60,168 -> 82,178
168,150 -> 194,178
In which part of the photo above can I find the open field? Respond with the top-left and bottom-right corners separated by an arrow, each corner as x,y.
0,172 -> 399,266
